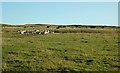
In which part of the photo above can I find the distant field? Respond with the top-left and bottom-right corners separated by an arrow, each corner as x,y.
1,25 -> 120,72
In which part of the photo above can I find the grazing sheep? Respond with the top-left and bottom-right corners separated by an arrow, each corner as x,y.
44,30 -> 50,34
18,30 -> 54,35
36,30 -> 40,34
49,30 -> 54,33
20,30 -> 26,34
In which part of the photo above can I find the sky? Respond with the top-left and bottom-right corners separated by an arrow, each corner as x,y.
1,2 -> 118,26
1,0 -> 119,2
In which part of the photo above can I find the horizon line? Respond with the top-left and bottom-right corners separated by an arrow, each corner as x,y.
1,23 -> 119,26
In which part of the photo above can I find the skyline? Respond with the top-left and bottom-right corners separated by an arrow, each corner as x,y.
1,2 -> 118,26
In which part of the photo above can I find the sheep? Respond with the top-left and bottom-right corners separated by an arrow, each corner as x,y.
44,30 -> 50,34
19,30 -> 26,34
49,30 -> 54,33
18,30 -> 54,35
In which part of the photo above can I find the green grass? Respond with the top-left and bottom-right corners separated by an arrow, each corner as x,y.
2,26 -> 119,71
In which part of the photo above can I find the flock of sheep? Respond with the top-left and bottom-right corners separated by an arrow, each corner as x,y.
18,30 -> 54,35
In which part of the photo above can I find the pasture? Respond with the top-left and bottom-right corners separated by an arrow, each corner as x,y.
1,25 -> 120,72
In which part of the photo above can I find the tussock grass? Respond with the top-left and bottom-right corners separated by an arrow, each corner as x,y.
2,26 -> 119,71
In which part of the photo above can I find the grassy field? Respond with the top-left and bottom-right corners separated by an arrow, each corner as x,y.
1,25 -> 120,72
